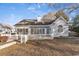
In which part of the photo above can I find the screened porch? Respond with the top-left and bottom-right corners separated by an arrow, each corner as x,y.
16,26 -> 53,40
29,27 -> 52,39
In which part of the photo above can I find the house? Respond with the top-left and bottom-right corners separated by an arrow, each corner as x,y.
0,23 -> 13,36
14,10 -> 69,43
0,23 -> 15,42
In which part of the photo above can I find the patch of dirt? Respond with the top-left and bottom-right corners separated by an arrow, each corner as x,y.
0,39 -> 79,56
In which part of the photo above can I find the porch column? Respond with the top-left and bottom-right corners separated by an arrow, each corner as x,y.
45,28 -> 47,34
28,28 -> 31,35
51,28 -> 54,39
24,35 -> 28,43
20,35 -> 23,43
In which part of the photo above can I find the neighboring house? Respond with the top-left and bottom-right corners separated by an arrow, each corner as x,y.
14,10 -> 69,43
0,23 -> 13,36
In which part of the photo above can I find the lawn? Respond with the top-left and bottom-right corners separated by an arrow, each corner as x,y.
0,38 -> 79,56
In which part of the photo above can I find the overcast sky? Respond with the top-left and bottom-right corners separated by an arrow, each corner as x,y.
0,3 -> 79,25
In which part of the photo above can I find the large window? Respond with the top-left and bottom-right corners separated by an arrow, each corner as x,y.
31,28 -> 45,34
25,29 -> 28,34
22,29 -> 28,34
31,28 -> 35,34
17,29 -> 21,34
31,28 -> 51,34
17,28 -> 28,34
58,25 -> 63,33
0,30 -> 2,32
47,28 -> 51,34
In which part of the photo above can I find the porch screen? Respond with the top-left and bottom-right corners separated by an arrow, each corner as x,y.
31,28 -> 45,34
17,29 -> 28,34
31,28 -> 51,34
22,29 -> 28,34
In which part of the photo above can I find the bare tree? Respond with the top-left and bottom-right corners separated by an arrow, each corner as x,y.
47,3 -> 79,14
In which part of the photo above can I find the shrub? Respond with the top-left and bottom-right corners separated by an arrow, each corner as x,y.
0,36 -> 8,42
73,27 -> 79,33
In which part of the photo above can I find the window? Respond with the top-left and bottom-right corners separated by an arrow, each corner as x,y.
0,30 -> 2,32
17,29 -> 22,34
17,29 -> 28,34
47,28 -> 51,34
17,29 -> 20,34
22,29 -> 25,34
31,28 -> 33,34
58,25 -> 63,33
25,29 -> 28,34
39,28 -> 45,34
31,28 -> 46,34
42,28 -> 45,34
22,29 -> 28,34
31,28 -> 36,34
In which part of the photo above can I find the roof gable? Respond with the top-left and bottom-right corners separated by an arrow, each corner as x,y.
54,16 -> 68,24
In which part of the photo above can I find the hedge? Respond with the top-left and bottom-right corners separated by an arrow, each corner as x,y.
0,36 -> 8,42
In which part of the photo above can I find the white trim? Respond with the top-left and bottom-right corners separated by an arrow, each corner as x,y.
15,26 -> 29,29
58,16 -> 68,23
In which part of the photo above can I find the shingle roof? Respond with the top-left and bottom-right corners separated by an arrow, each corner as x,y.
0,23 -> 13,29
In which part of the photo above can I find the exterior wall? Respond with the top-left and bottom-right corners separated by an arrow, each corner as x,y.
51,16 -> 69,37
0,28 -> 3,35
29,25 -> 52,39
